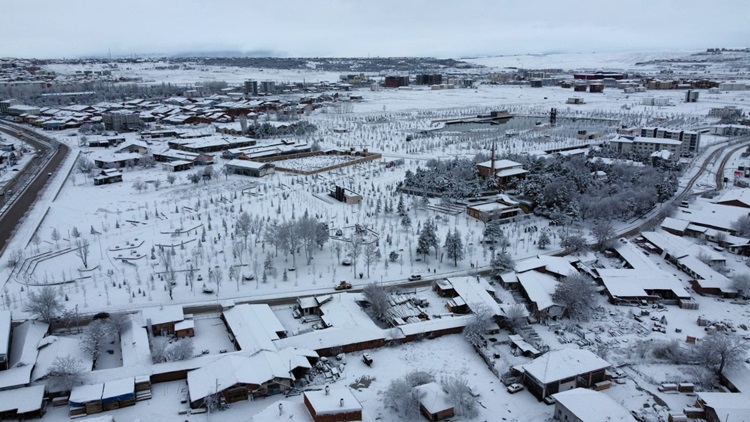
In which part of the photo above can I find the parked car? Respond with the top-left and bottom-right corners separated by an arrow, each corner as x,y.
335,281 -> 352,291
362,353 -> 373,366
243,273 -> 255,282
507,383 -> 524,394
341,259 -> 352,266
408,274 -> 422,281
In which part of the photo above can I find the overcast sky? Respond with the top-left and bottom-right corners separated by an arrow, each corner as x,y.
1,0 -> 748,59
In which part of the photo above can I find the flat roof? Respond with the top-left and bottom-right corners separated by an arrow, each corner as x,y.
304,388 -> 362,415
0,385 -> 45,414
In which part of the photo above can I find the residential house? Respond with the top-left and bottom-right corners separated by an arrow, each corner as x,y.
514,348 -> 611,400
187,353 -> 297,408
224,160 -> 275,178
141,305 -> 185,336
93,169 -> 123,186
475,159 -> 528,186
552,388 -> 636,422
694,393 -> 750,422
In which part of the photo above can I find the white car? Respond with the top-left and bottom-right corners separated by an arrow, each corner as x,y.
506,383 -> 524,394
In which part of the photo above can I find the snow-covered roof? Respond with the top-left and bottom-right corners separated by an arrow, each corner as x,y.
450,276 -> 499,311
32,336 -> 93,381
516,255 -> 577,277
225,159 -> 274,170
553,388 -> 636,422
0,365 -> 32,390
140,304 -> 184,327
677,255 -> 735,293
274,326 -> 385,352
597,268 -> 691,299
318,292 -> 380,330
223,304 -> 285,353
187,352 -> 294,402
304,388 -> 362,415
251,400 -> 313,422
120,315 -> 152,368
715,189 -> 750,208
9,320 -> 48,368
519,348 -> 610,384
174,319 -> 195,332
661,217 -> 690,233
516,271 -> 559,311
697,392 -> 750,420
476,159 -> 522,170
397,315 -> 473,337
495,167 -> 529,178
614,239 -> 660,272
414,382 -> 453,414
0,310 -> 10,357
467,201 -> 516,212
641,231 -> 691,259
0,385 -> 45,414
102,377 -> 134,400
722,364 -> 750,395
679,203 -> 750,232
70,383 -> 104,404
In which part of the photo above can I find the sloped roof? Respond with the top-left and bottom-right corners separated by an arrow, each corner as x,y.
519,348 -> 610,384
553,388 -> 636,422
223,304 -> 285,353
187,352 -> 293,402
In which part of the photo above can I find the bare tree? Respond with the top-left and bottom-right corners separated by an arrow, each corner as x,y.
561,234 -> 588,255
24,286 -> 63,324
209,267 -> 223,296
552,273 -> 598,321
81,320 -> 109,364
732,273 -> 750,297
463,307 -> 494,348
229,265 -> 240,292
591,220 -> 615,251
51,228 -> 60,246
502,304 -> 528,333
132,179 -> 146,192
441,374 -> 478,418
108,313 -> 131,339
363,242 -> 380,278
167,338 -> 195,361
46,355 -> 87,392
166,174 -> 176,186
695,333 -> 749,376
75,238 -> 91,269
348,236 -> 364,276
5,248 -> 24,269
383,370 -> 435,419
363,282 -> 391,322
236,211 -> 252,248
732,215 -> 750,237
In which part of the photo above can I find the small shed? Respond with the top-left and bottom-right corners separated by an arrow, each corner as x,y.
414,382 -> 454,421
0,385 -> 46,420
102,377 -> 136,411
304,388 -> 363,422
141,304 -> 185,336
174,319 -> 195,338
93,169 -> 123,186
69,383 -> 105,416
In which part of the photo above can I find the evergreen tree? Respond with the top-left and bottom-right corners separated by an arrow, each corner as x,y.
401,214 -> 412,229
397,196 -> 405,216
444,228 -> 465,266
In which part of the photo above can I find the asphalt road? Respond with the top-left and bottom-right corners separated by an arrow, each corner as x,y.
0,123 -> 69,254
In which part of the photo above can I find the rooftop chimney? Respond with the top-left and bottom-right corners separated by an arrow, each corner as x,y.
340,398 -> 344,407
325,385 -> 330,395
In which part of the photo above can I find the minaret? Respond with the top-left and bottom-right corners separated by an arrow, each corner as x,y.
490,140 -> 496,178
